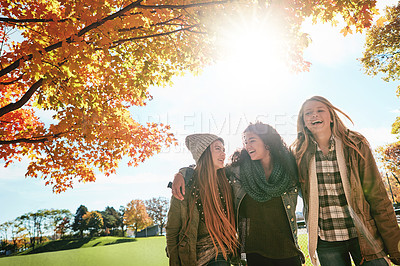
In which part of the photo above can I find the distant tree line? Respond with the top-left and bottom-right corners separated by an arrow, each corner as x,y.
0,197 -> 169,256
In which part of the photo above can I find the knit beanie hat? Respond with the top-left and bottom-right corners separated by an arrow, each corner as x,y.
185,134 -> 224,163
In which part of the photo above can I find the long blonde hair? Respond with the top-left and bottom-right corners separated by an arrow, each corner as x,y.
292,96 -> 365,181
194,146 -> 238,259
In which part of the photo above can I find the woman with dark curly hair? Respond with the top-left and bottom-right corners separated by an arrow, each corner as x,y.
171,122 -> 305,266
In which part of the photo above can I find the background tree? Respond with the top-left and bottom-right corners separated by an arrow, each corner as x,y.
362,2 -> 400,134
376,142 -> 400,204
16,214 -> 34,249
1,0 -> 377,192
0,221 -> 11,244
9,219 -> 25,252
55,217 -> 71,239
82,211 -> 104,237
100,206 -> 121,236
33,210 -> 47,244
145,197 -> 169,235
47,209 -> 73,239
72,205 -> 88,238
0,221 -> 13,254
119,206 -> 127,237
16,210 -> 47,248
124,199 -> 152,236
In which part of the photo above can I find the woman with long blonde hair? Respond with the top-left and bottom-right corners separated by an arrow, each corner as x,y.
292,96 -> 400,266
166,134 -> 238,266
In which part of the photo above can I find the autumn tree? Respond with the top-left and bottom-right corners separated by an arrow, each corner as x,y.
55,217 -> 71,239
124,199 -> 152,236
9,219 -> 26,252
362,2 -> 400,88
72,205 -> 88,238
376,142 -> 400,204
145,197 -> 169,235
1,0 -> 377,192
0,221 -> 11,243
82,211 -> 104,236
361,2 -> 400,133
47,209 -> 73,239
361,2 -> 400,205
16,209 -> 49,248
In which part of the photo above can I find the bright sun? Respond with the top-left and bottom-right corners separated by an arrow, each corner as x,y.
210,5 -> 293,92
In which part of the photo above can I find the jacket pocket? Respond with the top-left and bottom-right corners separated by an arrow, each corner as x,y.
360,218 -> 384,255
178,239 -> 191,265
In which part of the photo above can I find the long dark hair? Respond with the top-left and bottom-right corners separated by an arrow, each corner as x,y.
232,122 -> 297,179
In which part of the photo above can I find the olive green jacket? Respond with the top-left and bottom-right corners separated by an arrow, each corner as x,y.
166,188 -> 199,266
297,133 -> 400,265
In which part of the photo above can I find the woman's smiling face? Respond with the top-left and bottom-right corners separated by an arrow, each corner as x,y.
210,140 -> 225,170
303,100 -> 332,136
243,132 -> 269,161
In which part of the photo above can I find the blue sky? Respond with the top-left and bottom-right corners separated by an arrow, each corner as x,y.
1,0 -> 399,225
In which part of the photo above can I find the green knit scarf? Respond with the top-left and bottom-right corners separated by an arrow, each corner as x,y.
240,159 -> 293,202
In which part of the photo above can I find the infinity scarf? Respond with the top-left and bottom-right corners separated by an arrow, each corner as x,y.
240,159 -> 292,202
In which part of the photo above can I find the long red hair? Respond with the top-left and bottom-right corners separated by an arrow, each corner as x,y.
195,146 -> 238,259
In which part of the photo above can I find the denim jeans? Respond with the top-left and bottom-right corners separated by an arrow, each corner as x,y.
317,237 -> 388,266
207,254 -> 231,266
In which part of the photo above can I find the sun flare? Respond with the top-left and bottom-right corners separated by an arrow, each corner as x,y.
210,5 -> 293,91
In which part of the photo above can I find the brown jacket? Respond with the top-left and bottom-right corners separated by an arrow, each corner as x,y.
297,132 -> 400,264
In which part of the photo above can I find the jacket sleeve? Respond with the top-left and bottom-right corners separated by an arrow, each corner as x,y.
179,166 -> 195,184
358,141 -> 400,262
166,196 -> 182,266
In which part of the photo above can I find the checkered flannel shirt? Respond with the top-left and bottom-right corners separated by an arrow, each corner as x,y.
315,137 -> 358,241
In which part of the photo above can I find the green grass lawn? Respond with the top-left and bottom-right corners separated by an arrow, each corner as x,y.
0,234 -> 394,266
18,236 -> 138,255
0,235 -> 312,266
0,236 -> 169,266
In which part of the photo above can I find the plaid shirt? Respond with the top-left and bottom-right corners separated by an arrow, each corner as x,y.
315,137 -> 357,241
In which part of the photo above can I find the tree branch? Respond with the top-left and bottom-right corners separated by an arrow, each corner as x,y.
0,73 -> 24,85
110,25 -> 198,48
0,78 -> 43,117
0,0 -> 144,78
0,17 -> 69,23
0,131 -> 67,145
118,15 -> 185,33
0,0 -> 223,78
44,143 -> 57,164
138,1 -> 228,10
392,172 -> 400,186
0,137 -> 47,144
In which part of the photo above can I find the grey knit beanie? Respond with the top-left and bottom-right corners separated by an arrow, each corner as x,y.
185,134 -> 224,163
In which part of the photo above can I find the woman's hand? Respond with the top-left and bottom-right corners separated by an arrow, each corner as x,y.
172,172 -> 185,201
